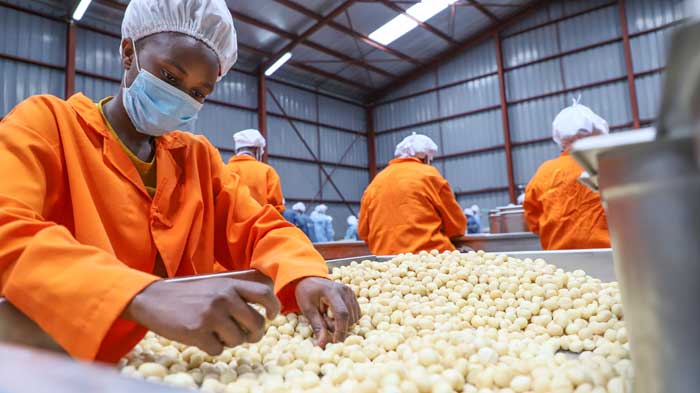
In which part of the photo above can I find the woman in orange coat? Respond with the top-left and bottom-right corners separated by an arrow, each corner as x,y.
358,133 -> 466,255
225,129 -> 285,213
524,100 -> 611,250
0,0 -> 358,363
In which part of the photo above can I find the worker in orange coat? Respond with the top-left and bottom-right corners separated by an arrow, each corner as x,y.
358,133 -> 467,255
0,0 -> 359,364
226,129 -> 285,213
524,99 -> 611,250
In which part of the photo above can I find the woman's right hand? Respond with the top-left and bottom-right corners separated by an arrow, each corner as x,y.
123,278 -> 280,355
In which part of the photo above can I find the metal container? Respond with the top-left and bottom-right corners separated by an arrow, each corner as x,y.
499,209 -> 529,233
598,136 -> 700,393
453,233 -> 541,253
488,210 -> 501,233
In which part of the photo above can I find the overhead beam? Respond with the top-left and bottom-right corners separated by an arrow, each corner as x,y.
378,0 -> 459,46
290,61 -> 373,91
370,0 -> 549,103
466,0 -> 500,23
495,32 -> 517,204
257,69 -> 268,163
235,8 -> 394,79
618,0 -> 641,129
273,0 -> 421,65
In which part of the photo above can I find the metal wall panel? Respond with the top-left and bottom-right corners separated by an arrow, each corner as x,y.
505,59 -> 564,102
502,25 -> 559,68
438,39 -> 498,86
513,141 -> 561,186
376,124 -> 441,166
573,81 -> 632,126
0,0 -> 67,17
508,94 -> 568,143
75,75 -> 119,101
562,43 -> 626,87
219,149 -> 234,164
503,7 -> 551,36
196,103 -> 257,151
76,28 -> 121,79
440,109 -> 504,155
0,59 -> 64,115
318,95 -> 366,133
561,0 -> 613,16
268,158 -> 321,200
383,71 -> 437,102
630,27 -> 673,73
438,75 -> 500,117
0,5 -> 65,66
267,115 -> 319,160
209,70 -> 257,109
319,128 -> 368,167
635,71 -> 663,120
558,6 -> 620,51
324,202 -> 361,241
267,81 -> 317,121
625,0 -> 685,34
321,167 -> 369,201
457,192 -> 511,222
374,92 -> 439,131
443,151 -> 508,193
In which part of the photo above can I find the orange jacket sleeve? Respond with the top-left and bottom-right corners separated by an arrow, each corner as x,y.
435,180 -> 467,238
209,146 -> 328,313
523,179 -> 542,234
266,168 -> 286,213
0,97 -> 159,361
357,191 -> 371,241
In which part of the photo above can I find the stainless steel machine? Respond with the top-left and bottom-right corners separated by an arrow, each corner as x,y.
571,17 -> 700,393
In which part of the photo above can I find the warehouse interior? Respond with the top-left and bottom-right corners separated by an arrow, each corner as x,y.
0,0 -> 682,237
0,0 -> 697,391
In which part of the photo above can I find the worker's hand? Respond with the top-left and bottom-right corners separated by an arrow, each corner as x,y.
124,279 -> 280,355
295,277 -> 361,348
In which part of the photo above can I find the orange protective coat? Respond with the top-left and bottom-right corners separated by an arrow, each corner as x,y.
0,94 -> 329,363
524,152 -> 611,250
358,158 -> 466,255
225,155 -> 285,213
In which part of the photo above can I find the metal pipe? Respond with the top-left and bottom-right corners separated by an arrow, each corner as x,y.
618,0 -> 641,129
495,31 -> 517,203
64,22 -> 76,98
257,69 -> 268,163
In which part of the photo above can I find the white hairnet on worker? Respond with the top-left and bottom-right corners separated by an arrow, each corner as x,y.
347,215 -> 358,225
314,204 -> 328,214
234,129 -> 266,150
464,208 -> 474,217
292,202 -> 306,213
552,98 -> 609,149
395,132 -> 439,161
121,0 -> 238,80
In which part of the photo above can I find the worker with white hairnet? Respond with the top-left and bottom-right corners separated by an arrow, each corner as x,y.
359,133 -> 466,254
310,204 -> 335,243
225,129 -> 285,213
464,208 -> 481,235
524,99 -> 611,250
0,0 -> 359,362
344,215 -> 359,240
283,202 -> 315,241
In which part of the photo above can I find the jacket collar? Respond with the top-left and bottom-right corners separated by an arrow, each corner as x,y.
229,154 -> 256,164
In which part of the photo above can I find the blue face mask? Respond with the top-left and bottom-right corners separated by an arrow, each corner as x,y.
122,45 -> 203,137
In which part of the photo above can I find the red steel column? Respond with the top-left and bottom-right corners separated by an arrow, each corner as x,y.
366,106 -> 377,180
618,0 -> 641,129
495,32 -> 517,203
65,22 -> 76,98
257,68 -> 269,162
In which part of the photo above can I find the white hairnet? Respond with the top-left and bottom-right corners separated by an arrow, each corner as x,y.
122,0 -> 238,80
464,208 -> 474,217
470,205 -> 479,214
292,202 -> 306,213
234,129 -> 266,150
314,204 -> 328,214
347,215 -> 358,225
552,98 -> 609,148
394,132 -> 438,160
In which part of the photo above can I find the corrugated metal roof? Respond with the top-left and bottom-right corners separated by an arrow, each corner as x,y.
68,0 -> 538,103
